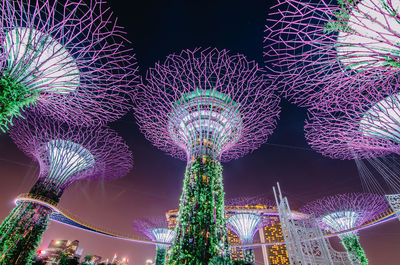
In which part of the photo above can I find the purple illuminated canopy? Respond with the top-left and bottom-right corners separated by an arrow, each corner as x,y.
305,80 -> 400,160
132,217 -> 175,244
301,193 -> 388,233
264,0 -> 400,107
134,48 -> 280,161
9,111 -> 133,192
0,0 -> 138,128
226,196 -> 275,208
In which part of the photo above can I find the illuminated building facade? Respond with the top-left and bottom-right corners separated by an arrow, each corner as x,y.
259,215 -> 289,265
64,240 -> 83,258
166,204 -> 292,265
44,239 -> 83,264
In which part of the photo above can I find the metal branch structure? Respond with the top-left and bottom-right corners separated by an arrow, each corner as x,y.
273,184 -> 360,265
0,0 -> 138,132
304,89 -> 400,161
226,196 -> 279,264
305,86 -> 400,207
264,0 -> 400,107
133,218 -> 176,265
134,48 -> 280,264
0,111 -> 132,264
301,193 -> 388,265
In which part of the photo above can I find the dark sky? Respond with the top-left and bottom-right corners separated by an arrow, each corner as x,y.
1,0 -> 400,264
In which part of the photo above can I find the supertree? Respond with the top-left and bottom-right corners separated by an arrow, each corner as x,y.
300,193 -> 388,265
264,0 -> 400,107
305,86 -> 400,161
133,218 -> 176,265
225,197 -> 274,264
304,80 -> 400,219
266,0 -> 400,220
134,48 -> 280,264
0,0 -> 138,132
226,196 -> 275,209
0,111 -> 132,264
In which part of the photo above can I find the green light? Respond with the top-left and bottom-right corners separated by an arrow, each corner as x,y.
341,234 -> 368,265
0,74 -> 37,132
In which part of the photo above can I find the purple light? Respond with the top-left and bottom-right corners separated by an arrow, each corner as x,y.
0,0 -> 138,127
301,193 -> 389,233
264,0 -> 400,107
132,218 -> 174,244
9,111 -> 132,195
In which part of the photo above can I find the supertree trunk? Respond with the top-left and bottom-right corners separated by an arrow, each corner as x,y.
0,179 -> 59,264
341,234 -> 368,265
167,156 -> 229,265
242,248 -> 255,264
155,246 -> 167,265
0,201 -> 51,265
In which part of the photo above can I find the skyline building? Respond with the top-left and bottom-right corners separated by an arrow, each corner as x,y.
45,240 -> 69,264
145,259 -> 154,265
42,239 -> 83,264
112,253 -> 129,265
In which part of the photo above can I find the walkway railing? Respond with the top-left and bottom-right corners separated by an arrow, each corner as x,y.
15,193 -> 398,248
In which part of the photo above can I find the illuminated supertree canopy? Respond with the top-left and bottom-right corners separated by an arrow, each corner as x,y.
0,111 -> 132,264
134,48 -> 280,264
226,197 -> 272,264
227,213 -> 262,264
301,193 -> 388,265
264,0 -> 400,107
133,218 -> 176,265
304,87 -> 400,161
0,0 -> 138,132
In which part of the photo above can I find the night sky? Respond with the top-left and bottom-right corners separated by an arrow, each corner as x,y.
1,0 -> 400,264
